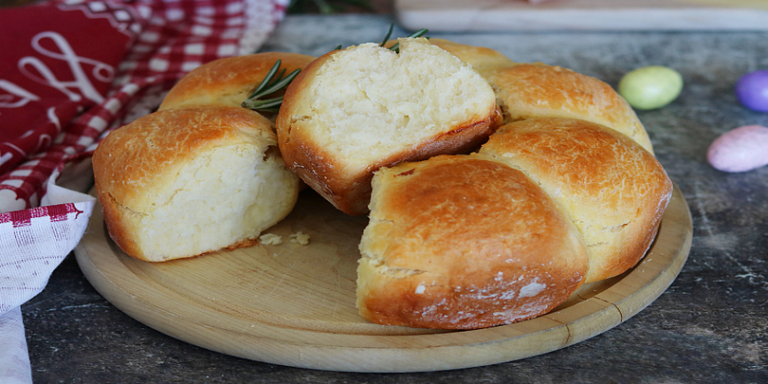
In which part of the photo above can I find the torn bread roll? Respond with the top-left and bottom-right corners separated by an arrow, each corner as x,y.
158,52 -> 315,111
357,118 -> 672,329
92,106 -> 300,262
429,38 -> 654,154
357,154 -> 590,329
276,37 -> 501,215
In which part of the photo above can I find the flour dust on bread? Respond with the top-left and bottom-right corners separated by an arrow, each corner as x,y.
357,155 -> 590,330
92,106 -> 300,262
276,37 -> 501,215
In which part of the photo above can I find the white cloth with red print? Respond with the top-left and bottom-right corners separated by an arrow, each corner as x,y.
0,1 -> 287,382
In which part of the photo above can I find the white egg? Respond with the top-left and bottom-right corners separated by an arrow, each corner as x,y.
707,125 -> 768,172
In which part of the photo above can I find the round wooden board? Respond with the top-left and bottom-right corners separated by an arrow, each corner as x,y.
74,184 -> 692,373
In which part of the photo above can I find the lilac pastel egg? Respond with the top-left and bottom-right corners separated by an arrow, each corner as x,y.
735,70 -> 768,112
707,125 -> 768,172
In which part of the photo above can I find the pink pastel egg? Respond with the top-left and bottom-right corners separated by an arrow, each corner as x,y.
707,125 -> 768,172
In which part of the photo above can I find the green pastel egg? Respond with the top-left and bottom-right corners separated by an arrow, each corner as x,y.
618,66 -> 683,110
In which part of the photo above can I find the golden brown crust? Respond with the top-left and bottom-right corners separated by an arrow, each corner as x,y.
488,64 -> 654,154
357,155 -> 589,329
159,52 -> 316,111
479,117 -> 672,283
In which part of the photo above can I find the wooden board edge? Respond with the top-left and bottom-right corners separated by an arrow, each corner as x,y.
73,184 -> 692,373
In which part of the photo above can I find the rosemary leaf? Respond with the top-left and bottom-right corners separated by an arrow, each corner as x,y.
242,60 -> 302,113
244,97 -> 284,110
380,23 -> 394,47
247,60 -> 282,100
258,70 -> 301,98
275,68 -> 287,84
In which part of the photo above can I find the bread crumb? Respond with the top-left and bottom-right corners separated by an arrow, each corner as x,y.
289,231 -> 310,245
259,233 -> 283,245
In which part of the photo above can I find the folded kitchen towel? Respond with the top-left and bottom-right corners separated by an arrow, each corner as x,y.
0,0 -> 288,382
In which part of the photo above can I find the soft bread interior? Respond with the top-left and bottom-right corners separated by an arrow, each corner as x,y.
300,38 -> 497,170
118,146 -> 297,261
93,107 -> 300,262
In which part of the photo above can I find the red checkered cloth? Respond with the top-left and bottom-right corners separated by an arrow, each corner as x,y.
0,1 -> 287,382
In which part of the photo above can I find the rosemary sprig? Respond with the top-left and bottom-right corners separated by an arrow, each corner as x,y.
242,60 -> 301,113
380,23 -> 394,47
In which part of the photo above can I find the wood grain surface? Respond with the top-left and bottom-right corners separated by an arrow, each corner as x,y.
74,184 -> 692,372
395,0 -> 768,32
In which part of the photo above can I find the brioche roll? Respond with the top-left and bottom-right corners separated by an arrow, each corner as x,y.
276,38 -> 501,215
357,155 -> 589,329
92,106 -> 300,262
479,117 -> 672,283
488,64 -> 654,154
159,52 -> 315,111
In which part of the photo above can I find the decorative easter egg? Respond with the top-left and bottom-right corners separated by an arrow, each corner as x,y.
735,70 -> 768,112
618,66 -> 683,110
707,125 -> 768,173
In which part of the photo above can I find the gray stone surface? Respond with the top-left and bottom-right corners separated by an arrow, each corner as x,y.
23,15 -> 768,383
